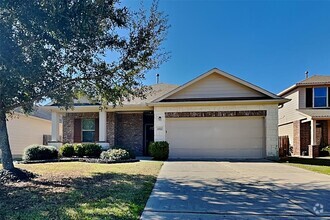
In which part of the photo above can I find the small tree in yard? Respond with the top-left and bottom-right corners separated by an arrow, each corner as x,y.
0,0 -> 168,179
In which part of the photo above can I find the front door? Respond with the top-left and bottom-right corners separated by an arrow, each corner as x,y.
145,124 -> 154,155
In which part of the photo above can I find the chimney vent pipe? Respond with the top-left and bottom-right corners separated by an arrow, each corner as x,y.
156,73 -> 160,84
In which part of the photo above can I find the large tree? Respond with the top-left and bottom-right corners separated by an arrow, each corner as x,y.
0,0 -> 168,171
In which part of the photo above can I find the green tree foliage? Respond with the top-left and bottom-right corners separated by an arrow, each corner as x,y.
0,0 -> 168,170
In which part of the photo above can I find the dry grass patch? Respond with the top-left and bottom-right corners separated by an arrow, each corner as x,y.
0,161 -> 162,220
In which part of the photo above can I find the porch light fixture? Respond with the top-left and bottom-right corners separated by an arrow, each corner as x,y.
158,116 -> 162,121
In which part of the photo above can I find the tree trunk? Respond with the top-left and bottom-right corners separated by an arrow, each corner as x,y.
0,110 -> 14,170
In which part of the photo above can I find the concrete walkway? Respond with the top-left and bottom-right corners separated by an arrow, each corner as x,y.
141,161 -> 330,219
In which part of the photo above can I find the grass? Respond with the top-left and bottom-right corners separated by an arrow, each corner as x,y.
280,157 -> 330,176
0,161 -> 163,220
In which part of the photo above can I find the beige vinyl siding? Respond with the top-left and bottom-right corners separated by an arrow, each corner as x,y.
298,87 -> 306,108
166,73 -> 267,100
279,89 -> 305,125
5,115 -> 59,158
279,123 -> 294,146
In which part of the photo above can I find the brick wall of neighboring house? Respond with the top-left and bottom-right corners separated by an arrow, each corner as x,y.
293,120 -> 301,155
316,120 -> 328,147
300,122 -> 311,155
63,112 -> 99,143
115,113 -> 144,156
106,112 -> 115,146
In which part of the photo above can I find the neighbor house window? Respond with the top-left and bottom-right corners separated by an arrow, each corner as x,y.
82,119 -> 95,142
314,87 -> 327,107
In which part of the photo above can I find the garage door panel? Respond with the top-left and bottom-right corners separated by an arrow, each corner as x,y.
171,148 -> 263,159
166,117 -> 265,159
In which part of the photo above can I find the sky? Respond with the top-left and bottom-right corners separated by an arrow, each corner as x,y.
122,0 -> 330,94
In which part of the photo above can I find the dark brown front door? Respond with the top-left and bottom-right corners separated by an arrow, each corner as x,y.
145,124 -> 154,155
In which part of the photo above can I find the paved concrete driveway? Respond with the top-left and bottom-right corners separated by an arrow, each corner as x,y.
141,161 -> 330,219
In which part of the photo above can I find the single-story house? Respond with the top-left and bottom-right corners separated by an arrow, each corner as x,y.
44,68 -> 287,160
4,108 -> 62,159
278,75 -> 330,156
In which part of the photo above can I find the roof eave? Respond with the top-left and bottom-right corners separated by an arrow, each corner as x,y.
278,84 -> 298,96
41,104 -> 152,113
149,98 -> 289,107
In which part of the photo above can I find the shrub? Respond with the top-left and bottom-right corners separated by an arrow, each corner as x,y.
100,149 -> 130,161
320,146 -> 330,156
82,143 -> 102,158
23,145 -> 58,161
111,145 -> 136,159
59,144 -> 75,157
74,144 -> 84,157
149,141 -> 169,160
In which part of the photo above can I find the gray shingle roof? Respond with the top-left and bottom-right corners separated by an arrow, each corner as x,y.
15,107 -> 52,121
122,83 -> 179,105
279,75 -> 330,96
45,83 -> 179,107
297,75 -> 330,85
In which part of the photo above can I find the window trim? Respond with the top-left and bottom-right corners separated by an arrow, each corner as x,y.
81,118 -> 96,142
313,87 -> 328,108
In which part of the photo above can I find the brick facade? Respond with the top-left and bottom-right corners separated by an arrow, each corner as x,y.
106,112 -> 115,146
115,113 -> 144,156
293,120 -> 311,156
63,112 -> 99,143
293,120 -> 301,155
300,122 -> 311,155
165,110 -> 267,118
62,112 -> 145,156
309,145 -> 319,158
293,120 -> 328,156
316,120 -> 328,147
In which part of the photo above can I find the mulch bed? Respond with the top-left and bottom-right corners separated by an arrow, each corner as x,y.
0,168 -> 37,184
17,158 -> 139,164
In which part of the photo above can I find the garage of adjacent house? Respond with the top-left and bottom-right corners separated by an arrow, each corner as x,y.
151,68 -> 288,160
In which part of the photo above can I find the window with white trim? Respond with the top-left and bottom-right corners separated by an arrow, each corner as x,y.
314,87 -> 327,108
82,119 -> 95,142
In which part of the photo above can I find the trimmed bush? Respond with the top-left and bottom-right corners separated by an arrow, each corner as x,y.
321,146 -> 330,156
74,144 -> 84,157
59,144 -> 75,157
111,145 -> 136,159
100,149 -> 130,161
149,141 -> 169,160
82,143 -> 102,158
23,145 -> 58,161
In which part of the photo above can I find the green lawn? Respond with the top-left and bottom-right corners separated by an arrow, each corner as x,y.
0,161 -> 163,220
288,163 -> 330,175
281,157 -> 330,176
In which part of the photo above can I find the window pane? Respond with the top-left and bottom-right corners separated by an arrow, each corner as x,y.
314,97 -> 327,107
82,131 -> 95,142
82,119 -> 95,130
314,87 -> 327,96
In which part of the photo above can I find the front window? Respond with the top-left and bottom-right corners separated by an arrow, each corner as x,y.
314,87 -> 327,107
82,119 -> 95,142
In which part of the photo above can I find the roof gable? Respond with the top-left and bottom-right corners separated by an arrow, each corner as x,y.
154,68 -> 280,102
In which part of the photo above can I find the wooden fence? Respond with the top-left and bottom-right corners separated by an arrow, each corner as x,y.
278,135 -> 290,157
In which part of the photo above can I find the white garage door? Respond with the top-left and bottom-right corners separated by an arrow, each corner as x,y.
166,117 -> 265,159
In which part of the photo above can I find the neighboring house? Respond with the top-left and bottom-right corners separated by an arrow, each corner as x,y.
4,108 -> 62,158
278,75 -> 330,156
44,68 -> 286,159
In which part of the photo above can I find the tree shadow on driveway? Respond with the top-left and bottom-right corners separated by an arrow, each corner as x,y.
143,163 -> 330,219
